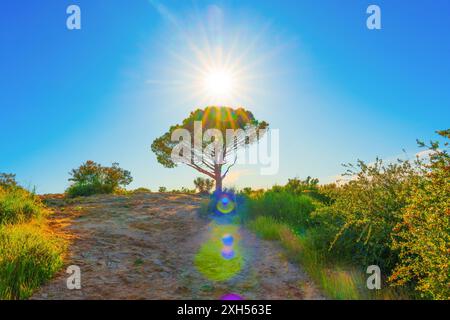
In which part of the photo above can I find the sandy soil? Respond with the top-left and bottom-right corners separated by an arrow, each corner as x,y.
31,192 -> 324,300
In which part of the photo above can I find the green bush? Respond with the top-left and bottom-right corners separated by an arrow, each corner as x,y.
389,130 -> 450,299
66,179 -> 113,198
66,160 -> 132,198
193,177 -> 214,194
244,132 -> 449,299
0,173 -> 18,189
314,158 -> 418,271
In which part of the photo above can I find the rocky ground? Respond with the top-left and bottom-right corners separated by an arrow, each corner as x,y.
32,192 -> 324,300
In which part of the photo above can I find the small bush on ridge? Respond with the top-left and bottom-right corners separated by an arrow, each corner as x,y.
66,160 -> 132,198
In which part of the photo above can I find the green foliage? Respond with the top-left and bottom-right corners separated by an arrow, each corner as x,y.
389,130 -> 450,299
164,187 -> 196,193
240,187 -> 253,195
198,199 -> 211,218
181,187 -> 196,193
66,160 -> 132,198
0,222 -> 65,299
245,130 -> 449,299
193,177 -> 215,194
0,179 -> 65,299
0,186 -> 46,225
248,189 -> 315,229
315,158 -> 418,270
248,216 -> 286,240
0,173 -> 18,189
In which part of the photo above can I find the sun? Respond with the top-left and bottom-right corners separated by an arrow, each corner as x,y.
146,4 -> 283,108
202,68 -> 236,102
203,69 -> 234,96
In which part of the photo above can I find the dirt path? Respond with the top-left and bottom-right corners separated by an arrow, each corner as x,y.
32,192 -> 324,300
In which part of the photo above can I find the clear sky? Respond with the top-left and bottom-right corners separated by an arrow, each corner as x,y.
1,0 -> 449,193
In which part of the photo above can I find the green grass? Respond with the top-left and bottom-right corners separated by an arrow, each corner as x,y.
134,258 -> 144,266
248,216 -> 285,240
0,185 -> 66,299
248,216 -> 404,300
194,223 -> 244,282
248,190 -> 315,229
0,187 -> 45,225
0,221 -> 66,299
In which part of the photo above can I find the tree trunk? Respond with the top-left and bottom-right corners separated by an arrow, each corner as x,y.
215,176 -> 222,194
214,165 -> 222,194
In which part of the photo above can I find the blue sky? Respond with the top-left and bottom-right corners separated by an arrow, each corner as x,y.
1,0 -> 449,193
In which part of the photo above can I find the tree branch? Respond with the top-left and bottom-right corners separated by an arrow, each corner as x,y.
222,154 -> 238,179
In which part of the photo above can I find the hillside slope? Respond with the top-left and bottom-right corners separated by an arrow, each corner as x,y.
32,192 -> 323,300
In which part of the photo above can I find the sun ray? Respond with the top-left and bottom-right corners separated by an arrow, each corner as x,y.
146,5 -> 286,110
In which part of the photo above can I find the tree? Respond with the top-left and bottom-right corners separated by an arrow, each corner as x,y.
0,173 -> 17,189
193,177 -> 215,194
151,106 -> 268,193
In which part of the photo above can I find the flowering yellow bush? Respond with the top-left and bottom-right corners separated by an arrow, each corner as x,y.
390,130 -> 450,299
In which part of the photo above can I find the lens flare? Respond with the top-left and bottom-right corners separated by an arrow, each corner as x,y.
194,223 -> 243,281
216,194 -> 235,214
222,234 -> 234,246
220,293 -> 244,300
221,245 -> 235,260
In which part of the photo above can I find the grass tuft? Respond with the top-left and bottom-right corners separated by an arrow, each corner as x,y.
0,187 -> 45,225
0,221 -> 66,299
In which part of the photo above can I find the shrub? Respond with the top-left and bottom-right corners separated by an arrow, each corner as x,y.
316,158 -> 418,270
0,173 -> 18,189
389,130 -> 450,299
180,187 -> 196,193
193,177 -> 215,194
239,187 -> 253,195
66,161 -> 132,197
0,186 -> 46,225
158,186 -> 167,192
